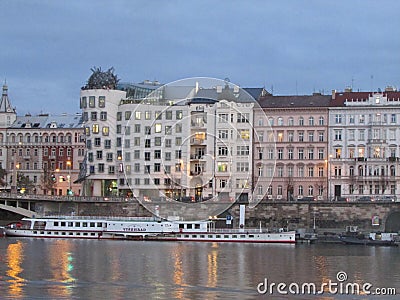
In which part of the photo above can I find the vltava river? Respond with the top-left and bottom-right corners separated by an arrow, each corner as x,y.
0,238 -> 399,299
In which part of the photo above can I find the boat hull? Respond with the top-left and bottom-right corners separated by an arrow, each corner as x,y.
339,236 -> 398,246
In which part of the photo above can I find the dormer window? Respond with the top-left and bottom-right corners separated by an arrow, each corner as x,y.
375,96 -> 380,104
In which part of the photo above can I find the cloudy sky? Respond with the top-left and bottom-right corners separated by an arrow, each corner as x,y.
1,0 -> 399,115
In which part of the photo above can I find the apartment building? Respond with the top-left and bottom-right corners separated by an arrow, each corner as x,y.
0,82 -> 85,195
329,87 -> 400,201
256,93 -> 330,201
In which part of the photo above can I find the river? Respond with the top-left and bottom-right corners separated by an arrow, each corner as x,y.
0,238 -> 399,299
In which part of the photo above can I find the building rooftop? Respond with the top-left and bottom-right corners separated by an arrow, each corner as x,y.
258,93 -> 331,108
10,113 -> 83,129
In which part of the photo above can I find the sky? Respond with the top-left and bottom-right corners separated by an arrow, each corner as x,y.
1,0 -> 399,115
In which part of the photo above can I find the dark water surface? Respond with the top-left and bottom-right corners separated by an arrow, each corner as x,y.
0,238 -> 399,299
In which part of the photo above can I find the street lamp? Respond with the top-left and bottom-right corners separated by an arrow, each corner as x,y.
328,154 -> 333,201
66,160 -> 72,195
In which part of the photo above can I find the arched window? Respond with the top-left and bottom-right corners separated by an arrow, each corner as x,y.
309,117 -> 314,126
277,117 -> 284,126
390,165 -> 396,176
299,117 -> 304,126
319,116 -> 324,125
298,185 -> 303,195
308,185 -> 314,195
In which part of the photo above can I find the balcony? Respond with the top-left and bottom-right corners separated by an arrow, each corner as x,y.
190,154 -> 204,160
191,138 -> 205,145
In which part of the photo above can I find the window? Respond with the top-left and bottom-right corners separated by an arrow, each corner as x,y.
359,115 -> 365,124
348,129 -> 355,141
145,111 -> 151,120
298,166 -> 304,177
145,152 -> 150,161
308,131 -> 314,142
155,137 -> 161,146
89,96 -> 95,107
99,96 -> 105,107
219,146 -> 228,156
238,129 -> 250,140
277,166 -> 283,177
334,130 -> 342,141
166,111 -> 172,120
308,117 -> 314,126
237,162 -> 249,172
175,124 -> 182,133
96,151 -> 103,160
308,167 -> 314,177
218,113 -> 228,123
237,113 -> 249,123
92,124 -> 99,134
318,132 -> 324,141
277,117 -> 283,126
288,117 -> 294,126
318,148 -> 324,160
154,163 -> 161,172
176,110 -> 183,120
391,114 -> 397,123
299,117 -> 304,126
308,185 -> 314,196
165,139 -> 171,148
99,111 -> 107,121
277,148 -> 283,160
237,146 -> 249,156
318,167 -> 324,177
308,148 -> 314,160
91,112 -> 97,121
94,138 -> 101,147
154,150 -> 161,159
125,111 -> 132,120
298,148 -> 304,160
165,126 -> 172,135
155,124 -> 162,133
135,111 -> 141,120
288,148 -> 293,160
80,97 -> 87,108
298,131 -> 304,142
102,126 -> 109,136
175,137 -> 182,146
319,116 -> 324,125
288,131 -> 294,142
335,148 -> 341,159
335,114 -> 342,124
218,162 -> 228,172
359,130 -> 365,141
298,185 -> 303,195
145,139 -> 151,148
349,115 -> 355,124
134,124 -> 141,133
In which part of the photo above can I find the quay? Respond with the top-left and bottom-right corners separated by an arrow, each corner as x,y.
1,193 -> 400,235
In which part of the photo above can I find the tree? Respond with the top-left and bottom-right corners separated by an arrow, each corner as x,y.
41,168 -> 57,195
17,173 -> 34,193
0,167 -> 7,187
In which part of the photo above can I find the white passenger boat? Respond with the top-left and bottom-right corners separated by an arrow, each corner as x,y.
4,216 -> 295,244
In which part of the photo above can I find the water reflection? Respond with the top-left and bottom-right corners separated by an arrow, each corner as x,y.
48,240 -> 76,298
6,241 -> 26,298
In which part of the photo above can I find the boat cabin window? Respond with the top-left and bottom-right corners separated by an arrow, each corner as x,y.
208,235 -> 213,238
232,235 -> 237,238
249,235 -> 254,238
224,235 -> 229,238
75,222 -> 80,227
187,224 -> 193,229
184,234 -> 189,238
54,222 -> 59,226
83,222 -> 88,227
195,224 -> 200,229
97,222 -> 102,227
90,222 -> 95,227
179,224 -> 184,229
68,222 -> 73,227
216,235 -> 221,238
192,235 -> 197,238
200,235 -> 205,238
240,235 -> 246,238
61,222 -> 66,227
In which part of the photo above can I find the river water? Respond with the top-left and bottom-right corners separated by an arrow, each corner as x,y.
0,238 -> 399,299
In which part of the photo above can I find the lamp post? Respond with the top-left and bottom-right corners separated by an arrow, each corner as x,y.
66,160 -> 72,195
328,154 -> 333,201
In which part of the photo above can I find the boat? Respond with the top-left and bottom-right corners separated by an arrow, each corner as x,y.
339,232 -> 398,247
4,216 -> 295,243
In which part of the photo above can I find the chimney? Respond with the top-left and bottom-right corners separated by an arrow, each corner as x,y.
332,90 -> 336,100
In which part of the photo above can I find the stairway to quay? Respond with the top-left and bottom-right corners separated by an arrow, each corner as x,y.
1,193 -> 400,233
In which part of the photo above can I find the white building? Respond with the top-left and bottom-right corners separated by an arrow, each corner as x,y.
329,87 -> 400,201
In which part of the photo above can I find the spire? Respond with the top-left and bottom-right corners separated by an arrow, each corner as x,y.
0,81 -> 15,113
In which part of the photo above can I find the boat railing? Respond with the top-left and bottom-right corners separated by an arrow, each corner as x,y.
210,228 -> 295,234
43,215 -> 162,222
